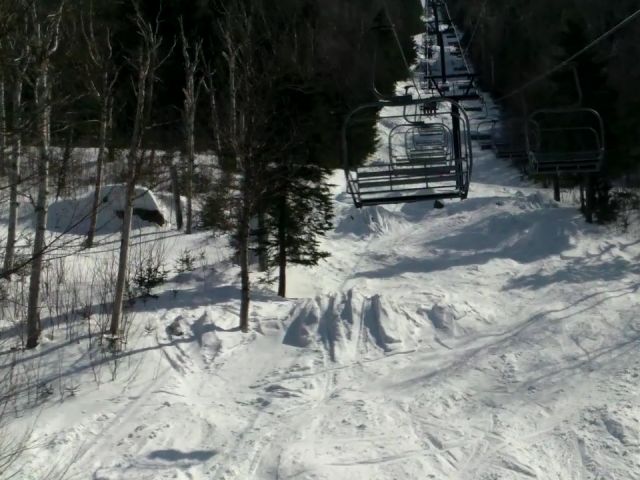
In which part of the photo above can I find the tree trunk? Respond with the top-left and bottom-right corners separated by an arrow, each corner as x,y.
150,148 -> 156,173
184,148 -> 194,234
585,174 -> 595,224
238,184 -> 251,332
26,67 -> 51,349
110,179 -> 135,337
0,77 -> 6,178
170,160 -> 183,230
56,126 -> 73,199
2,81 -> 22,278
552,175 -> 560,202
182,46 -> 198,235
111,15 -> 158,338
208,85 -> 222,153
277,195 -> 287,297
257,209 -> 268,272
202,59 -> 221,154
86,97 -> 110,248
278,188 -> 289,298
179,18 -> 199,235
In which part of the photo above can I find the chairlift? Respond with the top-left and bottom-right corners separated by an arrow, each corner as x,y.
526,108 -> 605,174
342,97 -> 473,208
471,119 -> 497,149
402,123 -> 451,161
491,118 -> 528,167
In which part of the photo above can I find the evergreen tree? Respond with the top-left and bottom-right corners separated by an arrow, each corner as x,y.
262,160 -> 334,298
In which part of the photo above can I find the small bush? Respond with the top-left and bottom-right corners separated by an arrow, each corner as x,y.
175,248 -> 204,273
610,190 -> 640,232
129,239 -> 169,298
200,191 -> 233,232
131,263 -> 168,298
199,173 -> 235,233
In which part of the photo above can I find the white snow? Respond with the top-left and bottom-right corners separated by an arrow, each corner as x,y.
2,51 -> 640,480
47,184 -> 169,235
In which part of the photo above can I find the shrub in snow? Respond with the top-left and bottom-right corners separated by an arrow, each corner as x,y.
167,317 -> 185,336
128,239 -> 169,299
200,187 -> 233,233
610,190 -> 640,232
175,248 -> 203,273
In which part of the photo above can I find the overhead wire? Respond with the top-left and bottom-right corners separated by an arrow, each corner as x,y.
442,1 -> 474,78
381,0 -> 422,100
496,6 -> 640,102
462,0 -> 487,57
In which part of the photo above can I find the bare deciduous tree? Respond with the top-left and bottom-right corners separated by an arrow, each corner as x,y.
1,5 -> 29,280
82,2 -> 119,248
25,1 -> 65,349
110,6 -> 168,340
0,74 -> 5,179
202,59 -> 222,155
179,18 -> 202,235
215,2 -> 279,332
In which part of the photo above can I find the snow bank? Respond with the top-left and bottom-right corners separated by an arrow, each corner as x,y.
47,184 -> 169,234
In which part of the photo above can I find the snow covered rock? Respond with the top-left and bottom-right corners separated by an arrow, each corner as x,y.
102,184 -> 167,226
47,184 -> 168,234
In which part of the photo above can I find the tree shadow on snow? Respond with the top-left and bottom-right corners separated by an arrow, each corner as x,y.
355,208 -> 584,278
504,242 -> 640,290
147,449 -> 217,462
390,300 -> 640,393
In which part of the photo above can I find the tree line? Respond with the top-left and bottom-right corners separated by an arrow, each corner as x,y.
0,0 -> 423,348
449,0 -> 640,221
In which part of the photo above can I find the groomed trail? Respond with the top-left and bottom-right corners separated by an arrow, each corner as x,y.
10,120 -> 640,479
6,63 -> 640,480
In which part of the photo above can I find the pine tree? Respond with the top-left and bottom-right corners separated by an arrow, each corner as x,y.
261,159 -> 334,298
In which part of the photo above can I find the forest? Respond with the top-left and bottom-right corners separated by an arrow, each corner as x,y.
1,0 -> 640,478
0,0 -> 423,348
449,0 -> 640,218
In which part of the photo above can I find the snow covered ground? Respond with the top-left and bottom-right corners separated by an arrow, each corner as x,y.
2,90 -> 640,480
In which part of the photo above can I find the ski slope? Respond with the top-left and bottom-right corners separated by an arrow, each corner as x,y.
3,90 -> 640,480
4,142 -> 640,479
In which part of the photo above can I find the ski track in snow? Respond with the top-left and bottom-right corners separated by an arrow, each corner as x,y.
4,55 -> 640,480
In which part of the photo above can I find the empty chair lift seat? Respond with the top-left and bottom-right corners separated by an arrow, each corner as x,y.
353,160 -> 464,206
527,108 -> 605,175
343,98 -> 473,208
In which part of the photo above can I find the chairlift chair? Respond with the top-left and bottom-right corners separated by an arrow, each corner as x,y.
526,108 -> 605,175
471,119 -> 497,149
343,97 -> 473,208
401,124 -> 451,161
491,118 -> 528,167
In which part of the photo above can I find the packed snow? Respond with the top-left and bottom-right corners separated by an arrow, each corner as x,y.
2,62 -> 640,480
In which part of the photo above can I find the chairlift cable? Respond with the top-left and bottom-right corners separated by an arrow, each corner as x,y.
381,0 -> 422,99
496,6 -> 640,102
462,0 -> 487,57
442,2 -> 474,77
